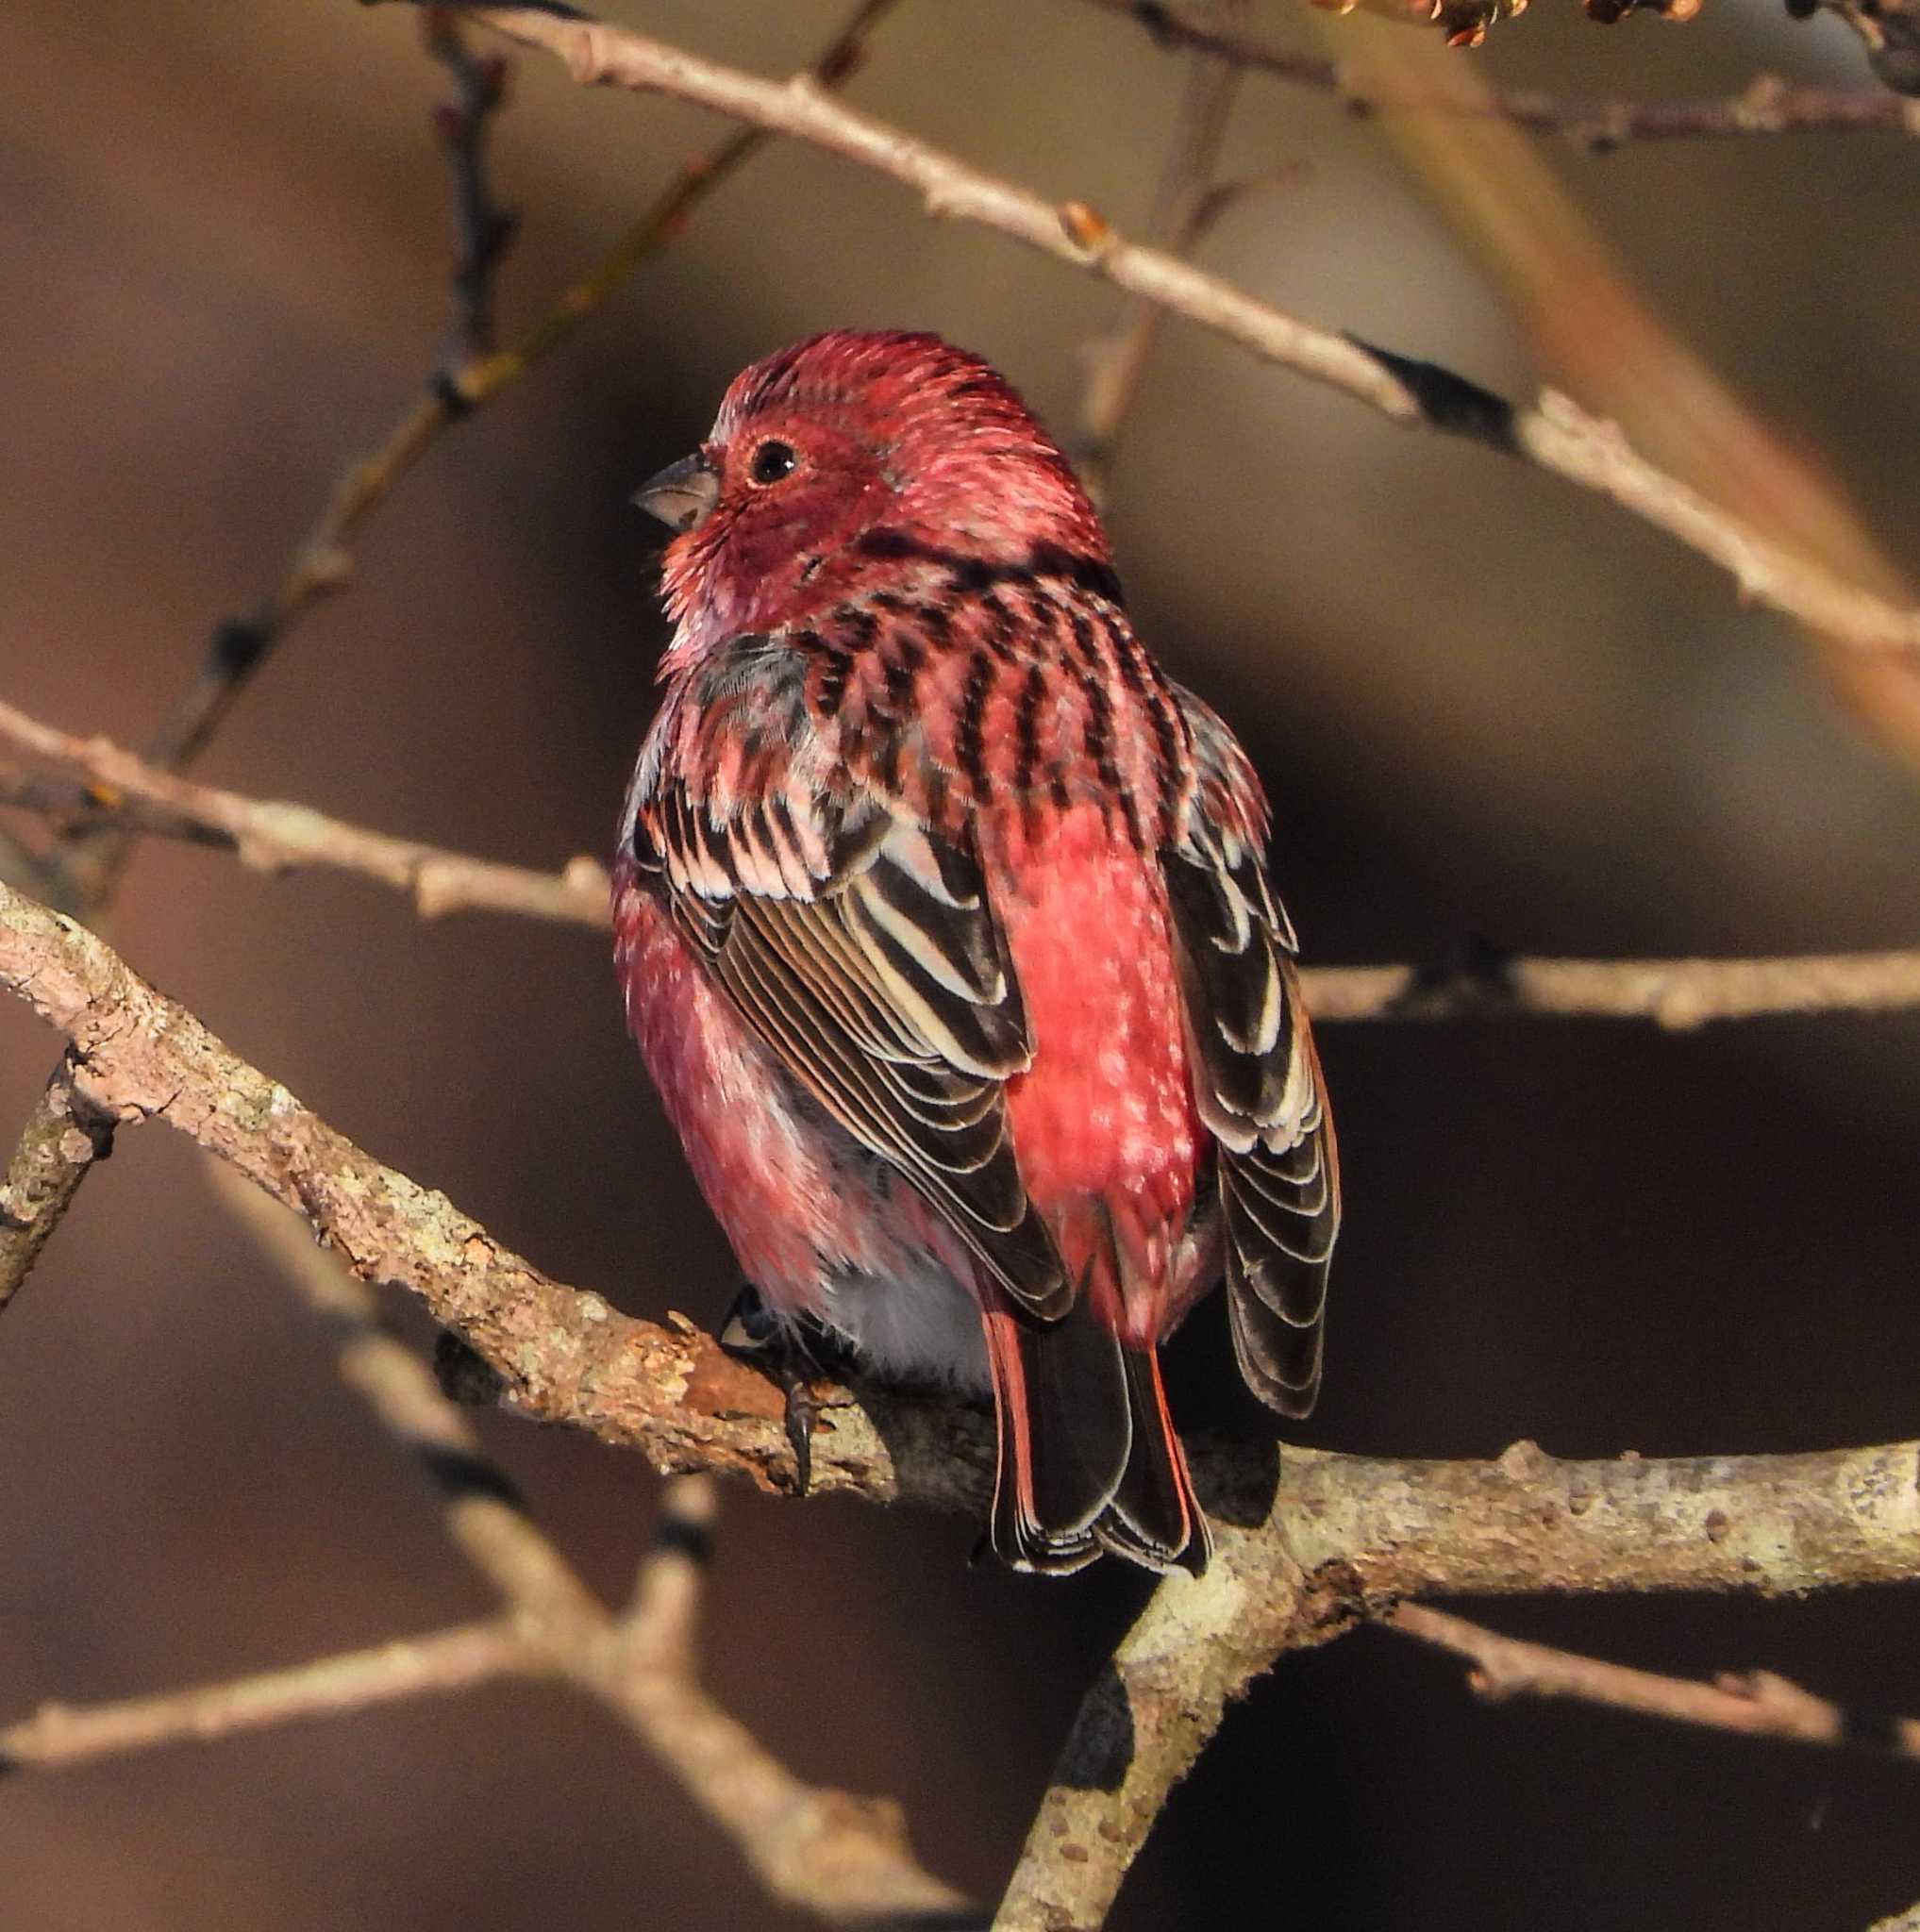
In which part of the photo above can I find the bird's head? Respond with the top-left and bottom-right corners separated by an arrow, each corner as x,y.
637,330 -> 1109,646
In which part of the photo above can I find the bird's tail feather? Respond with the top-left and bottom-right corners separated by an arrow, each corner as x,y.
981,1304 -> 1208,1576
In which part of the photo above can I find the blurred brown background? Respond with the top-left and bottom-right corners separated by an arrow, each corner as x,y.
5,2 -> 1920,1926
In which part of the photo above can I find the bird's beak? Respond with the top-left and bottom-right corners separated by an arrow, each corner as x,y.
633,451 -> 721,533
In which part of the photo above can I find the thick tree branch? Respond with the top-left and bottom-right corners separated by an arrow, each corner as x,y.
1078,0 -> 1920,145
995,1426 -> 1920,1926
422,3 -> 1920,662
6,877 -> 1919,1585
8,699 -> 1920,1028
993,1549 -> 1316,1931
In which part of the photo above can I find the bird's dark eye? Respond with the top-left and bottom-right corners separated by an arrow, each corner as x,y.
749,440 -> 797,485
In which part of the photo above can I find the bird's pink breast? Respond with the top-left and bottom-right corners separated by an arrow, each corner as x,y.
615,866 -> 857,1299
614,858 -> 985,1324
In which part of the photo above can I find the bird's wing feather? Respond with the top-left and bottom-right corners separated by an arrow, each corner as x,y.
632,652 -> 1070,1320
1161,684 -> 1340,1416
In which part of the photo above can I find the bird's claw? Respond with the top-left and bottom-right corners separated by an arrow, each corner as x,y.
719,1285 -> 828,1496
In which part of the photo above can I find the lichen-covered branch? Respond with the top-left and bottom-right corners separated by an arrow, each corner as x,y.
424,2 -> 1920,662
0,1065 -> 114,1318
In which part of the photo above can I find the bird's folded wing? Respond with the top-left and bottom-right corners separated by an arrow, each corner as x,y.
635,771 -> 1072,1320
1162,685 -> 1340,1415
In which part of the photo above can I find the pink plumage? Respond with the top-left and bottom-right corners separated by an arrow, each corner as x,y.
614,330 -> 1339,1574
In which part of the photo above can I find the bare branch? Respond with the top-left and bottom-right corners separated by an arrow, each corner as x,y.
1391,1602 -> 1920,1757
1077,4 -> 1246,497
0,696 -> 609,927
622,1475 -> 721,1665
416,3 -> 1920,661
995,1553 -> 1312,1931
998,1428 -> 1920,1928
1078,0 -> 1920,145
1303,948 -> 1920,1027
104,0 -> 901,827
61,11 -> 520,911
423,8 -> 518,371
8,699 -> 1920,1028
214,1164 -> 608,1641
0,1623 -> 533,1774
584,1479 -> 974,1924
0,7 -> 537,1304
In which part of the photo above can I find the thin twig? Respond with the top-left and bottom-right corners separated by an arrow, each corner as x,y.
0,696 -> 609,925
94,0 -> 900,851
9,696 -> 1920,1029
0,1623 -> 533,1774
1303,949 -> 1920,1027
57,18 -> 523,910
1079,0 -> 1920,148
1390,1602 -> 1920,1758
0,13 -> 538,1315
1077,4 -> 1246,497
426,2 -> 1920,664
424,8 -> 518,372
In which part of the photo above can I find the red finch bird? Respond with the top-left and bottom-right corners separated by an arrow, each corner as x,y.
615,331 -> 1338,1574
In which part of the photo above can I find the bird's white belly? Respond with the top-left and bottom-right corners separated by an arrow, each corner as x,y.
816,1257 -> 991,1393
